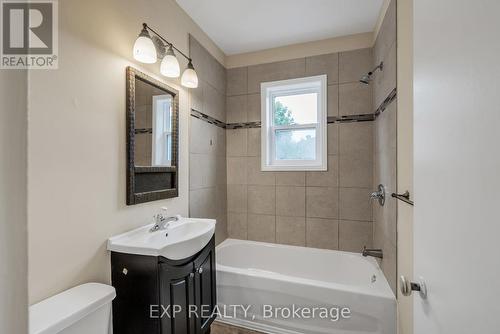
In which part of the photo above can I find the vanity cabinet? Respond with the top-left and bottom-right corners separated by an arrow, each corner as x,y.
111,236 -> 216,334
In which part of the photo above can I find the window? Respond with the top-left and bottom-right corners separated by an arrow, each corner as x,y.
152,94 -> 173,166
261,75 -> 327,171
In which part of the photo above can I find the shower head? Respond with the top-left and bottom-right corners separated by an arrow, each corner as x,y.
359,62 -> 384,85
359,73 -> 372,85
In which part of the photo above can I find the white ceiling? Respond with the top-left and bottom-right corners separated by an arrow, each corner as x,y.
176,0 -> 384,55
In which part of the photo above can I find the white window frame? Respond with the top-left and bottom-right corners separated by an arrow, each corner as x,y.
152,94 -> 172,166
261,75 -> 327,171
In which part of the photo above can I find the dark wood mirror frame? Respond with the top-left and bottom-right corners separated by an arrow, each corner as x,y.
126,66 -> 179,205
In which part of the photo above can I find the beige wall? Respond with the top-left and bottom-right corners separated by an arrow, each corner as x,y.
396,0 -> 413,333
0,71 -> 28,332
226,33 -> 373,69
225,50 -> 376,250
28,0 -> 225,304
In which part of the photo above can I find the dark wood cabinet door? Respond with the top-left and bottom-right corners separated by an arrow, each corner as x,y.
194,240 -> 217,334
159,262 -> 196,334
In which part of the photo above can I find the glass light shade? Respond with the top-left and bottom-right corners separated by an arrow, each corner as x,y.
160,54 -> 180,78
133,33 -> 157,63
181,62 -> 198,88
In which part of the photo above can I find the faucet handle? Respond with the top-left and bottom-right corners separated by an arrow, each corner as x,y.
161,206 -> 168,213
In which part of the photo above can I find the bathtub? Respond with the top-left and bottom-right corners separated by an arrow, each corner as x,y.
216,239 -> 396,334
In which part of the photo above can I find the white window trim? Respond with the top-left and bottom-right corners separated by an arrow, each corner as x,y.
152,94 -> 172,167
261,75 -> 328,171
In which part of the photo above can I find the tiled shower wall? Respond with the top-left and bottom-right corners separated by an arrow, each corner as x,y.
225,50 -> 376,251
188,36 -> 227,244
372,0 -> 398,293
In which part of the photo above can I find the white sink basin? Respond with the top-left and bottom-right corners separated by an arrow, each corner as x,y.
107,217 -> 216,260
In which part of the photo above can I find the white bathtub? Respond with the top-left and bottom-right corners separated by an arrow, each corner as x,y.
216,239 -> 396,334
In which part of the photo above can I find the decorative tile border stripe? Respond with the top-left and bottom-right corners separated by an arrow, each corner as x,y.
191,88 -> 396,130
226,121 -> 261,129
190,109 -> 226,128
135,128 -> 152,134
327,114 -> 376,124
374,88 -> 397,116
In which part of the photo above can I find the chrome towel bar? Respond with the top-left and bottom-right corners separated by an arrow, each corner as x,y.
391,191 -> 414,206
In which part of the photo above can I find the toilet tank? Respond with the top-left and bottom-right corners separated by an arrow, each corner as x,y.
29,283 -> 116,334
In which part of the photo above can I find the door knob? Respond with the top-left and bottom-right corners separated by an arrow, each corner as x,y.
400,275 -> 427,298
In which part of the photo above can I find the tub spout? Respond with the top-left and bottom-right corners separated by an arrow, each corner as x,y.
362,246 -> 383,259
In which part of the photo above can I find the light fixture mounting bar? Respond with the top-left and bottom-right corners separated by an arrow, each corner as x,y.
142,23 -> 191,62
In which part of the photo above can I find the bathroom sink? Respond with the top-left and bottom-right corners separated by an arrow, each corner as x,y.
107,217 -> 216,260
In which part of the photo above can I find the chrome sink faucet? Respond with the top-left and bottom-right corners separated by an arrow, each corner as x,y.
362,246 -> 383,259
150,207 -> 179,232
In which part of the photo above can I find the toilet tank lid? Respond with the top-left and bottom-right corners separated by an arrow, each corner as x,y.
29,283 -> 116,334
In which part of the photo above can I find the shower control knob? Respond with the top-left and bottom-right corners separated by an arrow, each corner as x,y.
198,267 -> 203,274
400,275 -> 427,298
189,272 -> 194,278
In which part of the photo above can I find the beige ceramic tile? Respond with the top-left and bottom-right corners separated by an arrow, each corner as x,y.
247,93 -> 261,122
190,117 -> 217,154
203,82 -> 225,122
327,84 -> 339,117
227,157 -> 247,185
276,171 -> 306,186
227,213 -> 248,239
305,53 -> 339,84
190,153 -> 217,189
339,220 -> 373,252
226,67 -> 248,96
215,126 -> 226,157
189,188 -> 216,219
306,218 -> 339,250
373,0 -> 396,65
190,79 -> 204,113
339,48 -> 373,84
339,155 -> 373,188
226,95 -> 247,123
339,187 -> 372,221
374,40 -> 397,108
247,58 -> 306,94
276,186 -> 306,217
339,82 -> 373,116
247,157 -> 275,185
216,184 -> 227,216
247,128 -> 261,156
276,216 -> 306,246
306,187 -> 339,219
226,129 -> 247,157
227,184 -> 247,213
306,155 -> 339,187
216,155 -> 227,186
247,214 -> 276,243
327,123 -> 339,156
247,185 -> 276,215
215,214 -> 227,245
339,122 -> 373,158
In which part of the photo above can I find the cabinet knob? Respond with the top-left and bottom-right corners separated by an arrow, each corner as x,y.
198,267 -> 203,274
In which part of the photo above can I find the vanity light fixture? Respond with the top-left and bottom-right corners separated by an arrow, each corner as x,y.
160,45 -> 180,78
133,23 -> 198,88
133,24 -> 157,64
181,60 -> 199,88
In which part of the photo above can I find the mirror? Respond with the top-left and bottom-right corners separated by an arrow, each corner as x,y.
126,66 -> 179,205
